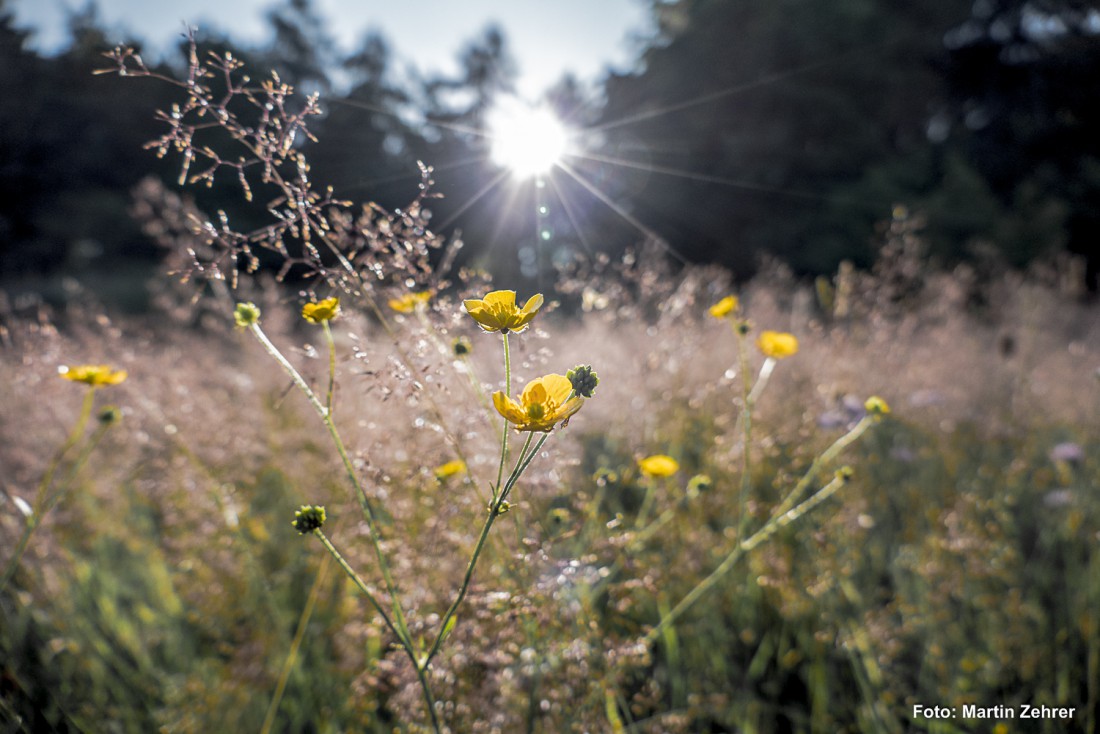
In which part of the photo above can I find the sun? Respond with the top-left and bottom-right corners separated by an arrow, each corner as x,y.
486,100 -> 569,179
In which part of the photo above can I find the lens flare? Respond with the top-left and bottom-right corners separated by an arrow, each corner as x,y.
487,101 -> 569,179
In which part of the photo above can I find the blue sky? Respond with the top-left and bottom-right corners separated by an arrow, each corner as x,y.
9,0 -> 653,98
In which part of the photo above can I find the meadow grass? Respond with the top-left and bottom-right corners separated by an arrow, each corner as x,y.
1,252 -> 1097,732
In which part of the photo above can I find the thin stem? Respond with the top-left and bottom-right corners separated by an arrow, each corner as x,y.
1,388 -> 99,593
321,321 -> 336,416
312,530 -> 405,650
315,529 -> 441,731
646,473 -> 847,645
248,323 -> 413,650
734,324 -> 753,539
260,554 -> 332,734
769,416 -> 873,520
424,432 -> 544,667
493,332 -> 512,501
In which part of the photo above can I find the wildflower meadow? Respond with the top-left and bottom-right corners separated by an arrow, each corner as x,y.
2,34 -> 1099,734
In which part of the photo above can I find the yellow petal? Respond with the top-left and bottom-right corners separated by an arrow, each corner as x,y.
483,290 -> 517,309
492,391 -> 526,424
521,379 -> 550,407
520,293 -> 544,315
555,396 -> 584,423
539,373 -> 573,405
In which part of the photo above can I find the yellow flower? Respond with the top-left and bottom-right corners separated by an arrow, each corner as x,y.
463,290 -> 544,334
492,373 -> 583,432
709,295 -> 739,319
59,364 -> 127,387
434,460 -> 467,480
864,396 -> 890,416
301,297 -> 340,324
757,331 -> 799,359
388,291 -> 432,314
638,455 -> 679,478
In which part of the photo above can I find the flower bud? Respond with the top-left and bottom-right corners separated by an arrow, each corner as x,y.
234,302 -> 261,328
292,505 -> 326,534
566,364 -> 599,398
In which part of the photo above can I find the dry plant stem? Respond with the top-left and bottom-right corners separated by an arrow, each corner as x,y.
247,322 -> 413,644
314,529 -> 441,733
424,431 -> 548,668
1,388 -> 99,593
646,417 -> 876,645
260,554 -> 332,734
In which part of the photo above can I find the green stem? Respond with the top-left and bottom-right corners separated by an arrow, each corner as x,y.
734,324 -> 753,540
494,332 -> 512,501
424,432 -> 545,667
321,321 -> 336,416
314,529 -> 440,732
1,387 -> 99,593
260,554 -> 331,734
645,473 -> 848,645
769,416 -> 873,520
248,323 -> 413,651
313,530 -> 405,650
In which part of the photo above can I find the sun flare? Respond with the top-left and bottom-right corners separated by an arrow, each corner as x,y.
486,101 -> 569,179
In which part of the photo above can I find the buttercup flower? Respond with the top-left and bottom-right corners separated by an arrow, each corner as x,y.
234,301 -> 261,328
493,373 -> 582,432
463,290 -> 544,334
638,455 -> 680,478
59,364 -> 127,387
757,331 -> 799,359
434,460 -> 467,481
709,295 -> 739,319
302,297 -> 340,324
388,291 -> 432,314
864,396 -> 890,416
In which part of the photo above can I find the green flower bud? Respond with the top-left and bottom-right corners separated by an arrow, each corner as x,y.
234,302 -> 261,328
687,473 -> 713,495
452,336 -> 472,357
292,505 -> 326,534
566,364 -> 599,398
98,406 -> 122,425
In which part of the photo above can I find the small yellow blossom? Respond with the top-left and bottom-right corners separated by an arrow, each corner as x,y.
59,364 -> 127,387
301,297 -> 341,324
709,295 -> 739,319
757,331 -> 799,359
492,373 -> 583,432
388,291 -> 432,314
864,396 -> 890,416
638,455 -> 680,478
463,290 -> 544,334
434,460 -> 467,480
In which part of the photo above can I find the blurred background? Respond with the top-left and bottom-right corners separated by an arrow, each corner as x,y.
2,0 -> 1099,304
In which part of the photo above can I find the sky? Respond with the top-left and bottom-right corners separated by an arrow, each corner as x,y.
8,0 -> 654,99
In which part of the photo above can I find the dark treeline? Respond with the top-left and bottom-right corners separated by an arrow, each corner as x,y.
2,0 -> 1098,301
